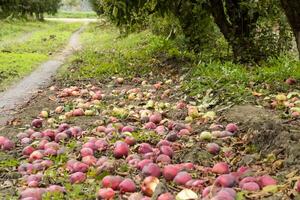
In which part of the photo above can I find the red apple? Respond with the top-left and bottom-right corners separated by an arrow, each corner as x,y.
212,162 -> 230,174
149,113 -> 162,124
295,180 -> 300,193
55,132 -> 69,142
160,146 -> 174,157
157,192 -> 175,200
139,143 -> 153,154
102,175 -> 123,190
206,143 -> 220,155
173,171 -> 192,185
73,108 -> 84,116
122,126 -> 134,133
162,165 -> 180,181
142,163 -> 161,177
2,139 -> 15,151
44,148 -> 57,156
29,151 -> 44,162
82,155 -> 97,166
95,139 -> 109,151
157,140 -> 171,147
216,174 -> 236,187
119,178 -> 136,193
47,185 -> 66,193
286,78 -> 297,85
80,147 -> 94,157
31,119 -> 43,128
70,172 -> 86,184
71,161 -> 89,173
257,175 -> 277,188
156,154 -> 171,164
239,177 -> 257,188
20,188 -> 46,200
242,182 -> 260,191
138,159 -> 153,170
144,122 -> 157,130
97,188 -> 115,200
113,141 -> 129,158
225,123 -> 238,133
125,136 -> 136,146
22,146 -> 35,156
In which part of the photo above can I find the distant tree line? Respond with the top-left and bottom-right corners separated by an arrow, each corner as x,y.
0,0 -> 62,20
90,0 -> 300,63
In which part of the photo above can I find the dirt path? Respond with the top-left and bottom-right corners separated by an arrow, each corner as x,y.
0,24 -> 87,125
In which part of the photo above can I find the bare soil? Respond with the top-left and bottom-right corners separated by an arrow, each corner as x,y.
225,104 -> 300,168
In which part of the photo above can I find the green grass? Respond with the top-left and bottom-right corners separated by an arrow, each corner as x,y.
0,21 -> 82,91
2,22 -> 81,53
0,53 -> 48,88
0,20 -> 52,45
183,56 -> 300,104
46,11 -> 97,19
59,22 -> 187,80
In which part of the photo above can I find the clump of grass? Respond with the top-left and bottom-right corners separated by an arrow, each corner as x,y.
183,55 -> 300,103
0,152 -> 19,168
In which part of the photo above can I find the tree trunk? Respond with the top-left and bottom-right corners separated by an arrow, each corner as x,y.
280,0 -> 300,59
207,0 -> 260,63
37,13 -> 44,21
296,31 -> 300,59
40,13 -> 44,21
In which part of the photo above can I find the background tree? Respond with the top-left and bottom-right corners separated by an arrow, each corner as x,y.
0,0 -> 61,20
89,0 -> 296,63
207,0 -> 261,63
280,0 -> 300,58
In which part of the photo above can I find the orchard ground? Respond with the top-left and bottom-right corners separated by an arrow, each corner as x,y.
0,20 -> 299,199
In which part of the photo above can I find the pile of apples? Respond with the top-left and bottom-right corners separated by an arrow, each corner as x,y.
0,76 -> 299,199
269,91 -> 300,118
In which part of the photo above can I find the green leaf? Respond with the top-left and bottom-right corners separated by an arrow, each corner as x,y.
236,192 -> 246,200
262,185 -> 279,193
113,6 -> 118,18
287,92 -> 300,99
149,0 -> 157,11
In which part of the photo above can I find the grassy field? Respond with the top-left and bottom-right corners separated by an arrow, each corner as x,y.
0,21 -> 82,91
0,20 -> 50,44
45,11 -> 97,19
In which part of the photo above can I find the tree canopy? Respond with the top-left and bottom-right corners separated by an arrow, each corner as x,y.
0,0 -> 62,20
90,0 -> 300,63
